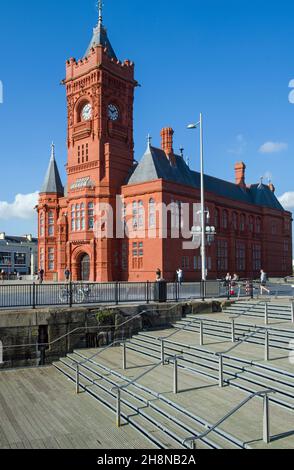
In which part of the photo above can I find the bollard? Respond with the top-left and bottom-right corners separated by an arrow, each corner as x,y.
174,358 -> 178,394
291,302 -> 294,324
219,355 -> 224,388
231,320 -> 235,343
117,388 -> 121,428
161,339 -> 165,365
265,330 -> 269,361
76,364 -> 80,394
263,394 -> 270,444
199,321 -> 204,346
191,440 -> 196,450
264,303 -> 268,325
122,343 -> 127,371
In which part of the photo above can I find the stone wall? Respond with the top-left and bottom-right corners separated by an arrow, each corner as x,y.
0,300 -> 223,369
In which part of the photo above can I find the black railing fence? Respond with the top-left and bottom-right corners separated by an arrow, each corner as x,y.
0,279 -> 262,310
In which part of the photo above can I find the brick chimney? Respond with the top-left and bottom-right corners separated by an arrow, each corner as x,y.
161,128 -> 176,165
235,162 -> 246,187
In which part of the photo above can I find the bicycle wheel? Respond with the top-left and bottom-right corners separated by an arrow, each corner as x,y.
74,289 -> 85,304
59,288 -> 68,303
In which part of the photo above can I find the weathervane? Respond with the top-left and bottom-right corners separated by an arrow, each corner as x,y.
51,142 -> 55,160
147,134 -> 152,148
97,0 -> 103,26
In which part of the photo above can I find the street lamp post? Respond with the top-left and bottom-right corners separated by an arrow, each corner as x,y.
188,113 -> 206,281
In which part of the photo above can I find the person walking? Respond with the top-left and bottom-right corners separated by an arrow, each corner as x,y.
38,268 -> 44,285
64,268 -> 71,283
260,270 -> 270,295
156,268 -> 162,281
176,268 -> 183,285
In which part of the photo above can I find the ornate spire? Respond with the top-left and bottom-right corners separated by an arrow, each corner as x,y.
50,142 -> 55,161
147,134 -> 152,150
98,0 -> 103,26
84,1 -> 117,60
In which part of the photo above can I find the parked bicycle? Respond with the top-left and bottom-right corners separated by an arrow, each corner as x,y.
59,284 -> 92,304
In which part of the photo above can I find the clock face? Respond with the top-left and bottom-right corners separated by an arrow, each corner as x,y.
108,104 -> 119,121
81,104 -> 92,121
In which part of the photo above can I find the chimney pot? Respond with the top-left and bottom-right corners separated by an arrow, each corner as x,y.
235,162 -> 246,187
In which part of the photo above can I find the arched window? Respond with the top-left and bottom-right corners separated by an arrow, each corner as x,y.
71,205 -> 76,232
240,214 -> 246,232
132,201 -> 138,230
214,209 -> 220,229
149,199 -> 156,228
138,201 -> 144,228
81,203 -> 85,230
88,203 -> 94,230
249,216 -> 254,232
232,212 -> 238,231
222,210 -> 228,230
48,211 -> 54,236
40,212 -> 45,237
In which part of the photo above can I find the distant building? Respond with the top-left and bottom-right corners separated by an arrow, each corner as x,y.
37,6 -> 292,282
0,233 -> 38,276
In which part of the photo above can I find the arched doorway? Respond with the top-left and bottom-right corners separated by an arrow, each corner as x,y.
79,254 -> 90,281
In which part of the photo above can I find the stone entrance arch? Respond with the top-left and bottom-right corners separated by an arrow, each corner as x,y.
71,246 -> 92,282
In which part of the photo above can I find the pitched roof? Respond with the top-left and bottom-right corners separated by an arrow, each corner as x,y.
40,144 -> 64,196
127,145 -> 286,212
84,23 -> 117,60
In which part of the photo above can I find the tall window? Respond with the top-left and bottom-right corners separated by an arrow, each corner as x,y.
253,245 -> 261,271
71,205 -> 76,231
249,216 -> 254,233
40,212 -> 45,237
182,256 -> 190,269
76,204 -> 81,231
40,248 -> 44,269
149,199 -> 156,228
236,242 -> 246,271
121,242 -> 128,271
240,214 -> 245,232
138,201 -> 144,229
132,241 -> 144,269
48,211 -> 54,236
48,248 -> 55,271
214,209 -> 220,229
256,217 -> 261,234
171,199 -> 180,229
80,203 -> 85,230
232,212 -> 238,231
217,240 -> 228,272
88,202 -> 94,230
222,210 -> 228,230
132,202 -> 138,230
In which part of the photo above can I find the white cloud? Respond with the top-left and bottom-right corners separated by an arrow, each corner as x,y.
0,192 -> 39,220
278,192 -> 294,211
228,134 -> 247,156
259,142 -> 288,154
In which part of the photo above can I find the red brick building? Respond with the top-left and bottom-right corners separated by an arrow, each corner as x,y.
37,9 -> 292,282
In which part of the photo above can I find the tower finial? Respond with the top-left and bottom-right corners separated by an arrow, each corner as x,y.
51,142 -> 55,160
98,0 -> 103,26
147,134 -> 152,150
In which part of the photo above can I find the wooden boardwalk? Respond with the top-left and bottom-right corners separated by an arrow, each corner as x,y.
0,366 -> 155,449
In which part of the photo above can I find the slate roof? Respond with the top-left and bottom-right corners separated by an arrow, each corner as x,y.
127,145 -> 285,212
84,23 -> 117,60
40,145 -> 64,196
0,236 -> 38,244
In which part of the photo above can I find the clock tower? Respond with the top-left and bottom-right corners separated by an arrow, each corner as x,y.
60,2 -> 137,281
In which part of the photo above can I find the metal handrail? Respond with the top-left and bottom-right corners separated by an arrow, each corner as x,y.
1,304 -> 178,353
74,303 -> 181,367
157,312 -> 200,341
111,357 -> 166,393
183,388 -> 276,448
215,326 -> 268,357
229,300 -> 265,320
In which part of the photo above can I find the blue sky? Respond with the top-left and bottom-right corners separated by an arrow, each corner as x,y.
0,0 -> 294,236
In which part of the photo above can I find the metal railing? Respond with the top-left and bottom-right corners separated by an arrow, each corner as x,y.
183,389 -> 276,448
0,279 -> 252,310
215,326 -> 270,387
